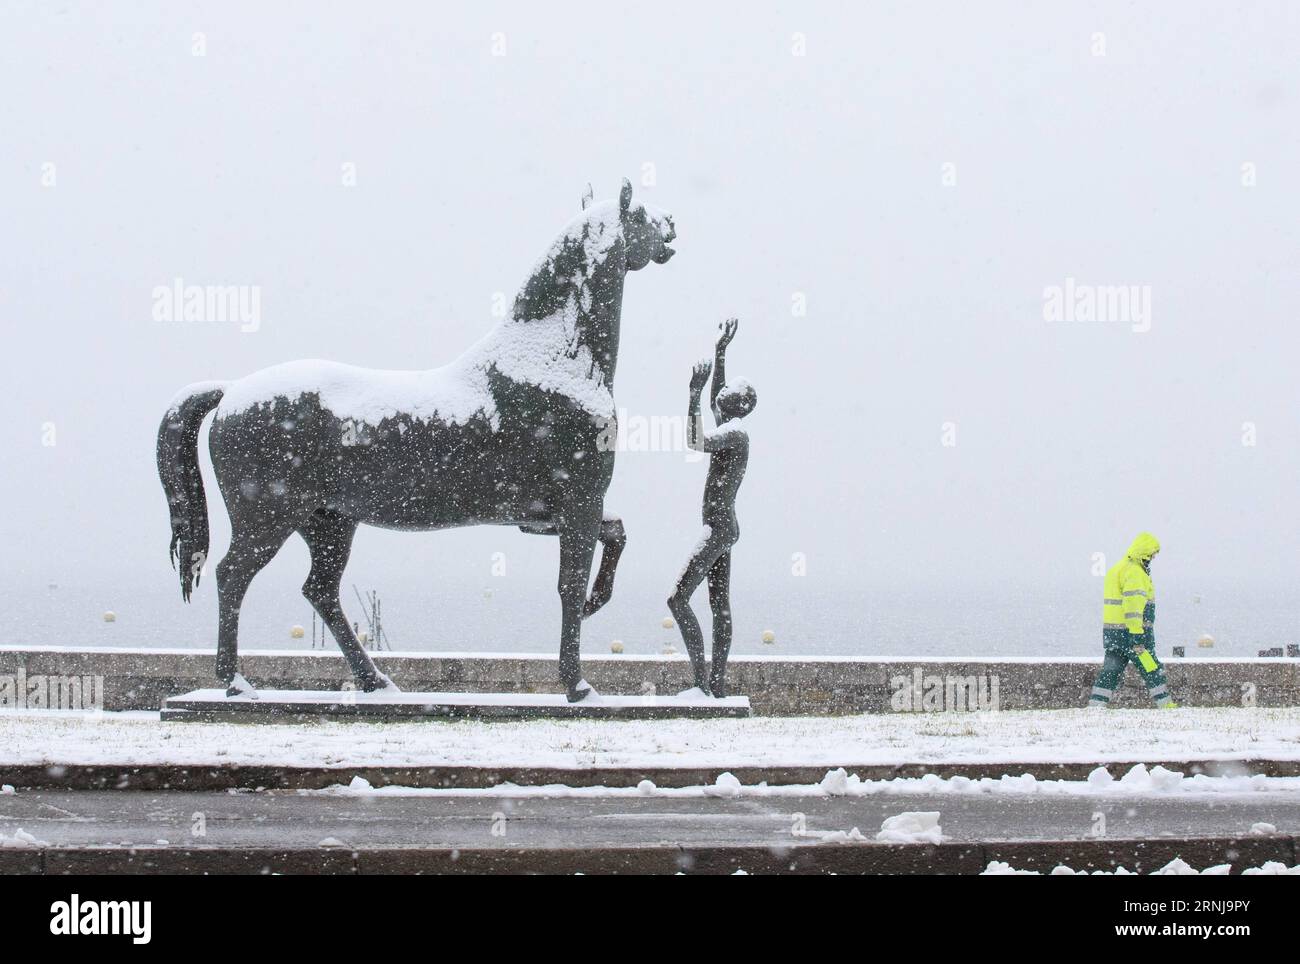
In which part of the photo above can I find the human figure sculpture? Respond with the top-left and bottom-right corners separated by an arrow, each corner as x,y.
667,319 -> 757,697
157,179 -> 676,703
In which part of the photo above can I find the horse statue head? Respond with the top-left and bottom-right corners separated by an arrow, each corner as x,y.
509,178 -> 676,385
584,177 -> 677,270
513,178 -> 675,318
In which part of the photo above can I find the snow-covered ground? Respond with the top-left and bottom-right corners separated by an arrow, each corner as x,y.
1,706 -> 1297,770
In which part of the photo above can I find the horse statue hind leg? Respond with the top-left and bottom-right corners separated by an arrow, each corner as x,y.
158,389 -> 395,696
296,509 -> 395,690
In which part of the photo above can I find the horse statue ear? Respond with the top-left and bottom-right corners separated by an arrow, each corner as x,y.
619,178 -> 633,215
581,183 -> 593,210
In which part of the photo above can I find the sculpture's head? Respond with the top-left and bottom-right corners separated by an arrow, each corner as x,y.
583,178 -> 676,271
716,379 -> 757,423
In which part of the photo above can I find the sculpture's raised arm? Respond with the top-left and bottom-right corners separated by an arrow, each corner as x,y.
688,359 -> 712,451
710,318 -> 737,423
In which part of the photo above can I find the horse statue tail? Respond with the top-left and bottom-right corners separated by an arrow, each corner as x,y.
156,382 -> 226,601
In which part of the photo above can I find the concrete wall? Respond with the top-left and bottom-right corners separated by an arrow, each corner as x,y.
2,646 -> 1296,715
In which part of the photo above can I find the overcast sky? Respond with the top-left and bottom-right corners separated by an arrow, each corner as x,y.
1,2 -> 1297,651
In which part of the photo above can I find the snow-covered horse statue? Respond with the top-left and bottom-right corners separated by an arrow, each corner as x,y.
157,179 -> 676,702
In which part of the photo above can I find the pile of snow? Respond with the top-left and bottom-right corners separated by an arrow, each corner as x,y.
982,861 -> 1060,876
1150,858 -> 1230,876
876,811 -> 943,844
675,687 -> 713,701
0,785 -> 14,795
983,858 -> 1299,875
819,768 -> 852,795
1243,862 -> 1300,875
0,828 -> 49,849
815,827 -> 869,844
702,772 -> 743,798
309,764 -> 1300,800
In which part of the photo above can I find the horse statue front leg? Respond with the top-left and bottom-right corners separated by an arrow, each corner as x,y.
582,515 -> 625,618
518,513 -> 626,619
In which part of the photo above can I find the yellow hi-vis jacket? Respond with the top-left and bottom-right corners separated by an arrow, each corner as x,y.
1103,532 -> 1160,635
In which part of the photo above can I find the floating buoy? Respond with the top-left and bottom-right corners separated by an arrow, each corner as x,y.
290,625 -> 305,639
1197,633 -> 1215,648
610,640 -> 624,654
102,611 -> 116,623
761,629 -> 776,644
662,616 -> 674,629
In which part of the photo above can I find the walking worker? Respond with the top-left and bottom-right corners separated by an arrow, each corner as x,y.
1088,532 -> 1177,709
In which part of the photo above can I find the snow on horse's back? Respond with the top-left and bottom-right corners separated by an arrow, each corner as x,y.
210,195 -> 669,434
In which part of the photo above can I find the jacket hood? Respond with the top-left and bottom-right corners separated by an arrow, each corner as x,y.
1126,532 -> 1161,562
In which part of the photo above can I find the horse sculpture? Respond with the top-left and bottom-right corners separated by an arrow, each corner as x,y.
157,179 -> 676,702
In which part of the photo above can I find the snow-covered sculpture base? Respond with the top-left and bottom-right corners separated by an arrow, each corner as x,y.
160,688 -> 751,722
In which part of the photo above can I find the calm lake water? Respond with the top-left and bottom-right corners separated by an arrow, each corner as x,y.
7,575 -> 1296,661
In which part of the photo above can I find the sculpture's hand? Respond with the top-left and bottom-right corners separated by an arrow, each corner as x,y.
717,317 -> 739,348
689,359 -> 712,393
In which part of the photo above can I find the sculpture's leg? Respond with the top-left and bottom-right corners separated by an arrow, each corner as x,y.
299,511 -> 395,692
557,515 -> 600,701
582,515 -> 626,618
668,535 -> 724,691
706,551 -> 733,697
216,522 -> 293,690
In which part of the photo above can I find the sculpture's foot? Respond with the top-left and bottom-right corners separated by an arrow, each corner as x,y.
566,679 -> 594,703
225,673 -> 259,700
360,671 -> 400,694
676,685 -> 711,700
709,679 -> 727,699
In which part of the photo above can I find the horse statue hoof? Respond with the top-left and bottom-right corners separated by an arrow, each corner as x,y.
566,679 -> 594,703
225,673 -> 259,700
362,672 -> 400,694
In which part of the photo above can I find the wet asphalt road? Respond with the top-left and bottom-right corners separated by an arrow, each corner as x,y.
2,789 -> 1299,849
